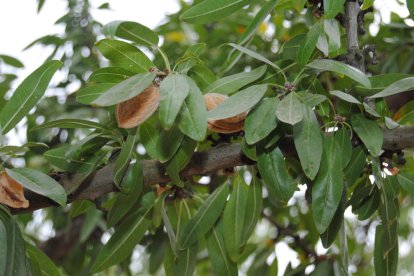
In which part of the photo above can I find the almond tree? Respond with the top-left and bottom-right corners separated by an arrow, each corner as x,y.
1,0 -> 414,275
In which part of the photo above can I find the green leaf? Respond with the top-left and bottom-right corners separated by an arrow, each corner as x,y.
140,121 -> 184,162
312,136 -> 343,234
320,196 -> 344,248
180,0 -> 252,24
374,225 -> 398,276
6,168 -> 66,206
223,173 -> 248,262
31,118 -> 110,132
76,83 -> 116,104
159,74 -> 190,129
241,173 -> 263,244
408,0 -> 414,20
165,137 -> 197,186
88,67 -> 135,83
293,106 -> 323,180
344,147 -> 367,186
107,162 -> 143,227
397,172 -> 414,194
275,92 -> 304,125
176,77 -> 207,141
91,208 -> 152,272
0,60 -> 62,135
95,39 -> 153,73
179,184 -> 229,249
115,21 -> 159,47
324,0 -> 345,19
369,77 -> 414,98
101,21 -> 122,39
204,65 -> 267,95
172,244 -> 198,276
208,84 -> 267,120
91,72 -> 155,106
228,43 -> 283,72
245,97 -> 279,145
335,128 -> 353,168
206,222 -> 238,276
307,59 -> 371,88
330,90 -> 362,104
257,147 -> 297,204
361,0 -> 374,10
324,19 -> 341,53
188,64 -> 217,91
0,55 -> 24,68
4,221 -> 26,276
351,114 -> 383,157
113,129 -> 138,188
297,22 -> 322,66
26,243 -> 61,276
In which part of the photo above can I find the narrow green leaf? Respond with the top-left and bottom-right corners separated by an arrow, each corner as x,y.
275,92 -> 304,125
312,136 -> 344,234
324,19 -> 341,53
206,222 -> 238,276
330,90 -> 362,104
92,72 -> 155,106
95,39 -> 153,73
188,64 -> 217,91
140,121 -> 184,162
107,162 -> 143,227
113,129 -> 138,188
159,74 -> 190,129
257,147 -> 297,204
0,60 -> 62,135
293,106 -> 323,180
115,21 -> 159,47
228,43 -> 283,72
369,77 -> 414,98
0,55 -> 24,68
361,0 -> 374,10
26,243 -> 61,276
4,221 -> 26,276
245,97 -> 279,145
91,208 -> 152,272
397,172 -> 414,194
374,225 -> 399,276
31,119 -> 110,132
165,137 -> 197,185
307,59 -> 371,88
344,147 -> 367,186
351,114 -> 383,157
88,67 -> 134,83
335,128 -> 353,168
177,77 -> 207,141
407,0 -> 414,20
204,65 -> 267,95
320,196 -> 344,248
101,21 -> 122,39
180,0 -> 252,24
208,84 -> 267,120
324,0 -> 345,19
6,168 -> 66,206
172,244 -> 198,276
241,173 -> 263,244
179,184 -> 229,249
223,173 -> 248,262
76,83 -> 116,104
297,22 -> 322,66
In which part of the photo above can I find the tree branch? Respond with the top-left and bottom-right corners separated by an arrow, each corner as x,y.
10,126 -> 414,214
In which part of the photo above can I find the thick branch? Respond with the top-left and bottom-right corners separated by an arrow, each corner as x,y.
10,126 -> 414,214
344,0 -> 365,72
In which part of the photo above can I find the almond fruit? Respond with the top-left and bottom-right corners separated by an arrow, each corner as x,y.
0,171 -> 29,208
116,84 -> 160,129
204,93 -> 246,133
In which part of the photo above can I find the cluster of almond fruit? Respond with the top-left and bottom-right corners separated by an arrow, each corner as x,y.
116,83 -> 246,134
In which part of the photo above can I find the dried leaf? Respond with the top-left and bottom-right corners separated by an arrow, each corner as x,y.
0,172 -> 29,208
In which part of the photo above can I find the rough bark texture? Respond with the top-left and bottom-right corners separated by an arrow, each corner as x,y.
10,126 -> 414,214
